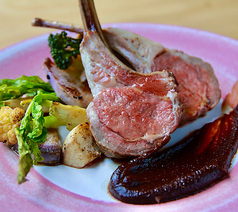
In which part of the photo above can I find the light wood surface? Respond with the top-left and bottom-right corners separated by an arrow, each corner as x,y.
0,0 -> 237,50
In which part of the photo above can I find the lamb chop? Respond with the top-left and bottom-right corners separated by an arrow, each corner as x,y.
103,28 -> 221,124
33,17 -> 220,124
78,0 -> 181,158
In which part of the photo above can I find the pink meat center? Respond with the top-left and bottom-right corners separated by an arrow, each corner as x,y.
153,52 -> 207,119
93,87 -> 176,141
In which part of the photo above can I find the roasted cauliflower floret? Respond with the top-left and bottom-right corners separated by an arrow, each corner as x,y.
0,106 -> 25,145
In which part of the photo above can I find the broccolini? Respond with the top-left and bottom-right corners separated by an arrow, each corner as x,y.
48,31 -> 82,70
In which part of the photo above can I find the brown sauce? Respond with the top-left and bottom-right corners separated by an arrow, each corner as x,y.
109,106 -> 238,204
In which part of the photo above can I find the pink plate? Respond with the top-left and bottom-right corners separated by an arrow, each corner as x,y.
0,23 -> 238,212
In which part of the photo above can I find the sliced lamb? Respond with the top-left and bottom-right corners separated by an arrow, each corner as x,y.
43,57 -> 92,108
79,0 -> 181,158
103,28 -> 221,124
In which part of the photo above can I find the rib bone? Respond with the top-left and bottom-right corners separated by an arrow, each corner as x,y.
32,17 -> 84,34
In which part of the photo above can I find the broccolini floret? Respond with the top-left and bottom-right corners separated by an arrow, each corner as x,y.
48,31 -> 82,70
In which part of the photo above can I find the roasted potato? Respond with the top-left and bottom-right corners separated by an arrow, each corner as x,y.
62,122 -> 101,168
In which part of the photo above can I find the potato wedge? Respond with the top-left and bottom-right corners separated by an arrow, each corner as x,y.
62,122 -> 101,168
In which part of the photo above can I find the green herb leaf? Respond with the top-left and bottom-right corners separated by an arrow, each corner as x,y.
0,75 -> 56,101
0,101 -> 4,108
15,128 -> 33,184
16,91 -> 58,184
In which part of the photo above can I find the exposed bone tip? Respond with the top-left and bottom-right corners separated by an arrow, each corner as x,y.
31,17 -> 43,26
